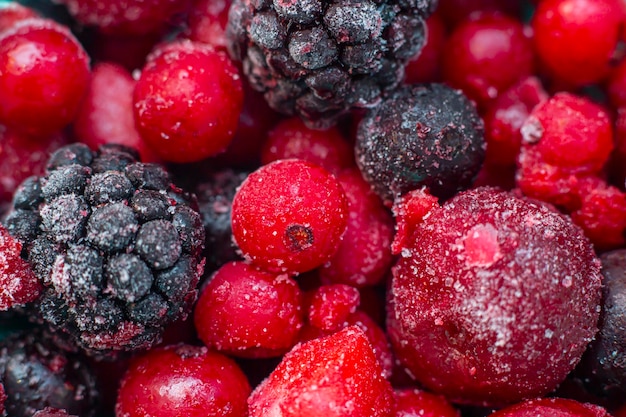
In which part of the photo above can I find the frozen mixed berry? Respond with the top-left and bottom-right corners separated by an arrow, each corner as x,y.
482,76 -> 548,168
488,398 -> 612,417
306,284 -> 360,333
55,0 -> 192,36
0,3 -> 39,32
0,223 -> 41,311
3,143 -> 205,359
73,62 -> 159,163
194,168 -> 249,272
261,116 -> 354,176
0,126 -> 67,206
437,0 -> 523,28
194,261 -> 303,358
532,0 -> 625,86
248,326 -> 394,417
441,12 -> 534,109
404,12 -> 446,84
115,344 -> 251,417
394,388 -> 460,417
231,159 -> 348,274
388,187 -> 602,406
318,168 -> 395,288
0,330 -> 99,417
355,83 -> 485,205
578,249 -> 626,399
0,17 -> 90,138
226,0 -> 436,129
133,39 -> 244,163
187,0 -> 231,51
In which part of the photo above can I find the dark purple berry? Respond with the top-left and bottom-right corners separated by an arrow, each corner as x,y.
355,83 -> 485,205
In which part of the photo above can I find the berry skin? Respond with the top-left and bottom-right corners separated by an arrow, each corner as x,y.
578,249 -> 626,399
394,388 -> 460,417
306,284 -> 360,333
261,116 -> 354,176
488,398 -> 612,417
388,187 -> 602,406
247,326 -> 394,417
0,330 -> 99,417
194,261 -> 303,358
187,0 -> 231,51
318,168 -> 395,288
73,62 -> 159,163
532,0 -> 625,86
133,39 -> 244,163
441,12 -> 535,109
0,223 -> 41,310
0,3 -> 39,32
115,344 -> 251,417
54,0 -> 192,36
231,159 -> 348,274
0,18 -> 91,138
355,83 -> 485,205
226,0 -> 435,129
3,143 -> 206,359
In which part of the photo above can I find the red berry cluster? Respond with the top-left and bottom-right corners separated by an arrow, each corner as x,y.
0,0 -> 625,417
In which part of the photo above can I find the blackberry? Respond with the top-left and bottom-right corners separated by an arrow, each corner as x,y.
194,168 -> 249,273
0,329 -> 99,417
2,144 -> 205,360
355,83 -> 485,205
227,0 -> 437,129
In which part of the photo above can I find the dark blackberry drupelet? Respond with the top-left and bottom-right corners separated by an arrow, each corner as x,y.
355,83 -> 485,205
194,168 -> 249,274
0,330 -> 99,417
2,144 -> 205,360
227,0 -> 437,129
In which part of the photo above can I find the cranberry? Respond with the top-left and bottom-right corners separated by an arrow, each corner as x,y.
133,39 -> 244,163
0,18 -> 91,138
483,76 -> 548,168
73,62 -> 159,162
248,326 -> 394,417
231,159 -> 348,274
55,0 -> 192,36
193,261 -> 303,358
532,0 -> 625,86
488,398 -> 612,417
318,168 -> 395,287
115,344 -> 251,417
187,0 -> 231,51
0,3 -> 38,33
388,187 -> 602,406
442,12 -> 535,109
438,0 -> 523,29
394,388 -> 461,417
0,223 -> 41,310
306,284 -> 360,332
261,116 -> 354,176
404,12 -> 446,84
0,126 -> 67,205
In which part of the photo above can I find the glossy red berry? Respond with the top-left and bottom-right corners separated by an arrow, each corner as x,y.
0,223 -> 41,310
438,0 -> 523,29
442,12 -> 534,108
194,261 -> 303,358
261,117 -> 354,176
318,168 -> 395,287
115,344 -> 251,417
394,388 -> 460,417
306,284 -> 360,333
532,0 -> 625,86
133,39 -> 243,163
0,18 -> 91,138
489,398 -> 612,417
56,0 -> 192,36
248,326 -> 394,417
404,12 -> 446,84
231,159 -> 349,274
73,62 -> 159,162
388,187 -> 602,406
